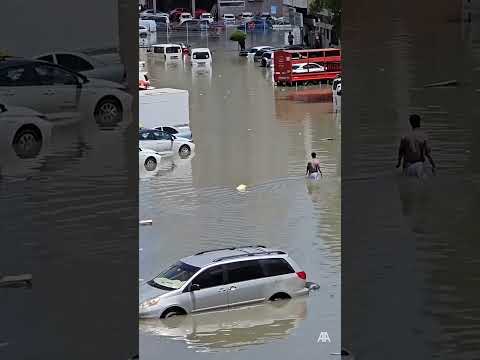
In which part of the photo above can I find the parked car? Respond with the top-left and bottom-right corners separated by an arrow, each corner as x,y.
140,9 -> 169,18
222,13 -> 236,24
139,25 -> 148,37
138,128 -> 194,158
261,50 -> 277,67
190,48 -> 212,67
0,59 -> 131,126
199,12 -> 214,23
254,46 -> 275,62
292,63 -> 326,74
246,46 -> 273,57
149,44 -> 183,61
139,245 -> 309,318
154,125 -> 192,140
179,12 -> 193,24
173,19 -> 204,31
33,51 -> 126,84
139,147 -> 163,171
169,7 -> 188,21
239,12 -> 254,22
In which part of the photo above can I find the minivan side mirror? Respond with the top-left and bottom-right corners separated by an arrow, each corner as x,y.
190,283 -> 200,291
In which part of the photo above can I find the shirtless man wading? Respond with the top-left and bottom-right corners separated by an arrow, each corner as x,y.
396,114 -> 436,178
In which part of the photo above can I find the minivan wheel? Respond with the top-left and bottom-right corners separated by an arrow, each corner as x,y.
161,307 -> 186,319
178,144 -> 191,158
269,292 -> 291,301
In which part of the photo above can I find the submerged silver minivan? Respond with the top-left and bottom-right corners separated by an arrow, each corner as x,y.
139,246 -> 309,318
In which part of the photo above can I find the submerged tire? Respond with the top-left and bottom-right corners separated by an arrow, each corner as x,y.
12,125 -> 42,159
161,307 -> 186,319
144,156 -> 157,171
94,97 -> 122,127
178,144 -> 191,158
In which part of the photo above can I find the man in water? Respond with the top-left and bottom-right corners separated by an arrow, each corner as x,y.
288,31 -> 294,46
396,114 -> 436,178
306,152 -> 322,179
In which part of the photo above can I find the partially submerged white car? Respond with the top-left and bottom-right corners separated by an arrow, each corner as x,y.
34,51 -> 126,84
0,59 -> 132,127
139,147 -> 163,171
292,63 -> 326,74
139,128 -> 195,158
0,103 -> 53,178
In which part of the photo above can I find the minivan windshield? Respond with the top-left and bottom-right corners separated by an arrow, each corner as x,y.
152,261 -> 200,290
193,52 -> 210,59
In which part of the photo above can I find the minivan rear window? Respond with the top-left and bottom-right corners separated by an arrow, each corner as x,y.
259,258 -> 294,277
225,260 -> 264,283
193,52 -> 210,59
153,47 -> 164,54
166,47 -> 181,54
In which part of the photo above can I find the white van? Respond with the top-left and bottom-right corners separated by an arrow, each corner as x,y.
200,12 -> 214,23
139,19 -> 156,32
223,14 -> 236,24
240,12 -> 254,22
190,48 -> 212,67
150,44 -> 183,61
179,12 -> 193,24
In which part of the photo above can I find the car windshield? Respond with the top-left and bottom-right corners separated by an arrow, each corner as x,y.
193,52 -> 209,59
152,261 -> 200,290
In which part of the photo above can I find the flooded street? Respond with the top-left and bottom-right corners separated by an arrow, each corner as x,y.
139,31 -> 341,358
342,5 -> 480,359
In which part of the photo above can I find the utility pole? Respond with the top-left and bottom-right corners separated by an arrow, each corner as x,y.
153,0 -> 156,13
192,0 -> 196,17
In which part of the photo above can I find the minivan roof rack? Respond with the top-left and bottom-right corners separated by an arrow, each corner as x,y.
195,245 -> 266,256
212,250 -> 286,263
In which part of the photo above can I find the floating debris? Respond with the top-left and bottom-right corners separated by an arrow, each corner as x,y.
0,273 -> 32,288
236,184 -> 247,192
424,79 -> 458,88
320,138 -> 334,141
139,220 -> 153,226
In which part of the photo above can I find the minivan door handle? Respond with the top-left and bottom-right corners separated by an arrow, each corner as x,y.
229,286 -> 237,291
217,288 -> 226,293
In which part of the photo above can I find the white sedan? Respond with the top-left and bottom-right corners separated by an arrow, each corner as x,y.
139,128 -> 195,158
0,103 -> 53,178
292,63 -> 326,74
139,147 -> 163,171
0,59 -> 132,127
33,51 -> 126,84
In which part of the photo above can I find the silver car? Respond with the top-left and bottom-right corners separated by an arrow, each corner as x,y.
139,246 -> 309,318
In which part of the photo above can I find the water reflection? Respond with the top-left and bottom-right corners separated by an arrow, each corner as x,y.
139,298 -> 307,352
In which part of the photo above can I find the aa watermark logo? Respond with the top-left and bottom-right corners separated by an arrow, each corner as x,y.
317,331 -> 331,343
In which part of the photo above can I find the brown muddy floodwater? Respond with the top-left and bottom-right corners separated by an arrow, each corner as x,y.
139,30 -> 341,359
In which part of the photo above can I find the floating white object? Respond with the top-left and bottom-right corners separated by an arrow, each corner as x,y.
139,220 -> 153,225
236,184 -> 247,192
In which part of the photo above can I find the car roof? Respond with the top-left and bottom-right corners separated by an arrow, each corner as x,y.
152,43 -> 181,47
191,48 -> 210,52
181,246 -> 288,268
